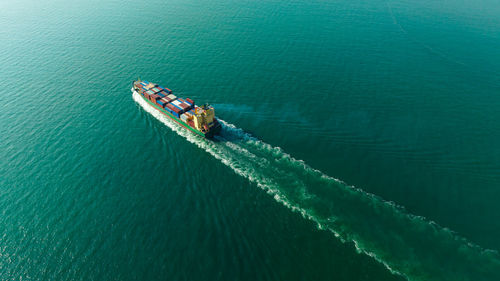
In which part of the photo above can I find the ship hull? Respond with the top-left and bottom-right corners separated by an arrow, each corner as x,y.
132,88 -> 221,138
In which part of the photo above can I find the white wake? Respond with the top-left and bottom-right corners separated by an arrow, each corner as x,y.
133,90 -> 500,281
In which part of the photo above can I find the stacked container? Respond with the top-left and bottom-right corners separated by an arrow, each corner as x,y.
157,99 -> 167,108
165,103 -> 181,117
160,86 -> 172,94
159,97 -> 170,105
167,94 -> 177,101
180,113 -> 189,122
134,82 -> 145,94
150,94 -> 161,101
136,81 -> 209,126
173,99 -> 193,113
163,95 -> 173,103
178,100 -> 190,111
170,100 -> 183,112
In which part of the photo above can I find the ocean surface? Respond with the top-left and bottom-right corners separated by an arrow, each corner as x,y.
1,0 -> 500,280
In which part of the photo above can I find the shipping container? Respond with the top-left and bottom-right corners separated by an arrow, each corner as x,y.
136,80 -> 224,135
170,102 -> 183,111
166,103 -> 177,112
161,87 -> 173,94
165,104 -> 180,117
176,99 -> 188,109
180,113 -> 188,121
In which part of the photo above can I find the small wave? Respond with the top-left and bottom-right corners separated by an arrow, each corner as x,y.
133,91 -> 500,281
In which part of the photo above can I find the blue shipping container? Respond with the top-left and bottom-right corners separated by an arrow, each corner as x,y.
171,103 -> 183,111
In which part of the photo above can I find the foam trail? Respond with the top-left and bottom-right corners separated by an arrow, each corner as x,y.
133,91 -> 500,281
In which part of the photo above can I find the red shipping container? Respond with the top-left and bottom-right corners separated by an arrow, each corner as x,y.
186,98 -> 194,105
166,103 -> 177,112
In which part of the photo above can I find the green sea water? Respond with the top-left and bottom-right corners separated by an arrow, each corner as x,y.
1,0 -> 500,280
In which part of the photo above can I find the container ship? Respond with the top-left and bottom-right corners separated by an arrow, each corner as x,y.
132,79 -> 221,138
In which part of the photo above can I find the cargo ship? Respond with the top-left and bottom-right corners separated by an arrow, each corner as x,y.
132,80 -> 221,138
